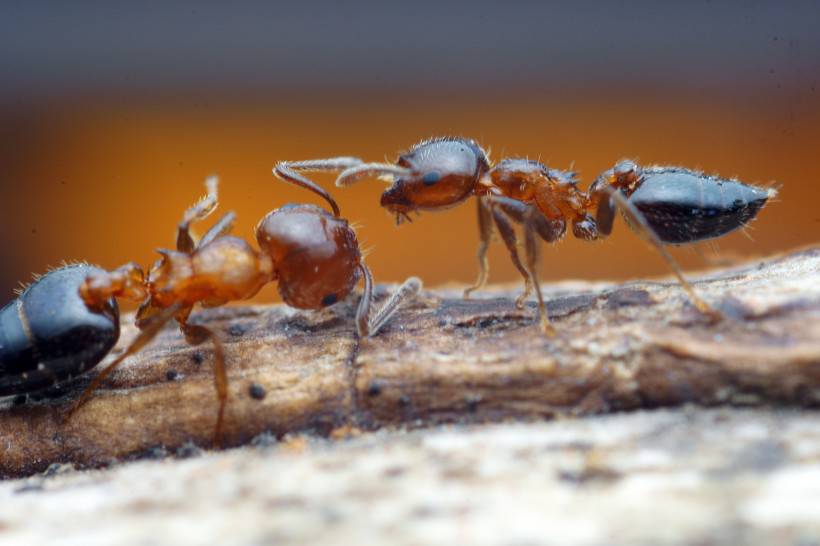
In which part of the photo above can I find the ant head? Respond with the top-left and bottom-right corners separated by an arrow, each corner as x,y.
256,205 -> 361,309
379,138 -> 489,217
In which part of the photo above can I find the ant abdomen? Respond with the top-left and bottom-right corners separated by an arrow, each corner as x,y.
0,264 -> 120,396
256,204 -> 361,309
629,167 -> 775,244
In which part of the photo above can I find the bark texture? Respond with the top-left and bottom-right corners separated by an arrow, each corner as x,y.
1,246 -> 819,479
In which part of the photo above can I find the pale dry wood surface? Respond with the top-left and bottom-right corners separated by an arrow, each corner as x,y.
1,408 -> 819,546
0,246 -> 819,479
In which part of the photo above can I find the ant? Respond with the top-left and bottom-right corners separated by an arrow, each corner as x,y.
275,137 -> 775,334
1,177 -> 420,444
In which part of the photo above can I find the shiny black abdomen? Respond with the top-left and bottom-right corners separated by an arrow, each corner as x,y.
0,265 -> 120,396
629,168 -> 772,244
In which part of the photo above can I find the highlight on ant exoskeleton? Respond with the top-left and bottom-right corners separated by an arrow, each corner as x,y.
274,137 -> 776,334
0,176 -> 421,444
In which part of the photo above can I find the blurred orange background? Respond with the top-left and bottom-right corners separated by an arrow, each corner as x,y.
3,91 -> 818,306
2,3 -> 819,306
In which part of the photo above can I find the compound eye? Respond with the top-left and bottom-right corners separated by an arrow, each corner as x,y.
422,171 -> 441,186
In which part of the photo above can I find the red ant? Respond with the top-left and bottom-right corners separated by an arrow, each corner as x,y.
275,137 -> 775,334
72,176 -> 421,443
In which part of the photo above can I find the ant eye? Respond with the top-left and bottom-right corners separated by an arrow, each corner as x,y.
321,293 -> 338,306
422,171 -> 441,186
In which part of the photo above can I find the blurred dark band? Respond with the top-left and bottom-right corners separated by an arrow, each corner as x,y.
2,1 -> 819,99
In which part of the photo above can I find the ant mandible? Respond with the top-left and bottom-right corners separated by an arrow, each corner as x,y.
274,137 -> 775,334
1,176 -> 420,444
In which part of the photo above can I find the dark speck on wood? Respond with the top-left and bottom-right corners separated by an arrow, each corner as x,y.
249,383 -> 267,400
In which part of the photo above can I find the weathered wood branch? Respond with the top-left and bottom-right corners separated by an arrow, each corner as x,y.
2,246 -> 819,478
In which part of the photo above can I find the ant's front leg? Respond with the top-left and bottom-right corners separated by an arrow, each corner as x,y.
594,186 -> 723,321
489,203 -> 532,309
464,197 -> 494,299
355,263 -> 422,338
489,197 -> 566,312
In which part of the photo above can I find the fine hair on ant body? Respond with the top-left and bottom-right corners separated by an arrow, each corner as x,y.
275,137 -> 775,334
71,176 -> 421,443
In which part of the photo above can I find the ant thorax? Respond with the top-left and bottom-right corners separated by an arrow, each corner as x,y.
486,158 -> 593,234
148,237 -> 272,308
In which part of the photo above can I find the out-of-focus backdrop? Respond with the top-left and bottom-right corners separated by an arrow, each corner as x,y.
2,1 -> 819,305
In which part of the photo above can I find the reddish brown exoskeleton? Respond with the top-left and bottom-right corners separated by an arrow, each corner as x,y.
73,176 -> 421,443
275,137 -> 775,334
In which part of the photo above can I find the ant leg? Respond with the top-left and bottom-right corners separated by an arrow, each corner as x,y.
178,176 -> 219,254
354,263 -> 421,337
489,205 -> 533,309
176,309 -> 228,447
67,303 -> 183,419
197,211 -> 236,249
367,277 -> 422,337
463,197 -> 493,299
335,163 -> 412,188
487,196 -> 566,310
596,187 -> 722,320
523,210 -> 555,336
274,158 -> 363,217
355,263 -> 374,338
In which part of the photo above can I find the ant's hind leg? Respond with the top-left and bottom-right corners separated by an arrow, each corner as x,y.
274,158 -> 364,217
464,197 -> 493,299
176,310 -> 228,447
67,303 -> 184,419
596,187 -> 722,320
490,206 -> 533,309
178,176 -> 220,254
523,212 -> 555,336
